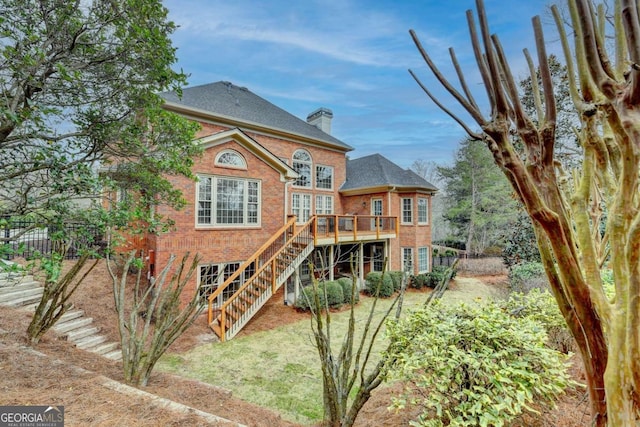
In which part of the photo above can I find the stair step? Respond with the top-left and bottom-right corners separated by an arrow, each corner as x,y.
225,309 -> 239,321
76,334 -> 107,350
0,275 -> 35,287
59,309 -> 83,323
66,326 -> 100,342
0,288 -> 44,307
90,342 -> 119,355
210,322 -> 224,338
53,317 -> 94,335
104,350 -> 122,361
0,285 -> 43,304
0,281 -> 40,295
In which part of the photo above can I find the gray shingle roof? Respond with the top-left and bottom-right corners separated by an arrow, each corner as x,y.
341,154 -> 438,192
160,81 -> 353,151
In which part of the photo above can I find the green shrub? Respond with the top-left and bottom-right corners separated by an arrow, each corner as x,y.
388,271 -> 404,292
386,300 -> 574,427
322,280 -> 344,308
337,277 -> 360,305
410,274 -> 429,290
499,288 -> 574,353
364,272 -> 394,298
509,261 -> 547,292
295,281 -> 346,311
294,286 -> 318,311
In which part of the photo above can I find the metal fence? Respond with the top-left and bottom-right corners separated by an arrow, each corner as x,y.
432,255 -> 459,267
1,217 -> 104,260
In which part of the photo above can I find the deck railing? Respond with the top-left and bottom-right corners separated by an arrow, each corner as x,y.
313,214 -> 398,243
207,214 -> 398,341
208,216 -> 315,341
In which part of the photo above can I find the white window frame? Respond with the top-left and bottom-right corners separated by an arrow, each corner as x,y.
315,165 -> 334,190
292,193 -> 312,224
215,149 -> 247,169
292,149 -> 312,188
196,175 -> 261,227
402,198 -> 413,224
315,195 -> 333,214
418,198 -> 429,225
418,247 -> 429,274
402,247 -> 414,274
199,261 -> 251,305
371,198 -> 383,216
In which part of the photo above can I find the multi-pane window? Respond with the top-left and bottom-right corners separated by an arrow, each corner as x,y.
215,150 -> 246,168
198,264 -> 221,300
372,245 -> 384,272
292,193 -> 311,223
199,261 -> 256,304
418,247 -> 429,273
402,247 -> 414,273
315,195 -> 333,214
402,198 -> 413,224
197,176 -> 260,226
372,199 -> 383,216
418,198 -> 428,224
315,165 -> 333,189
293,150 -> 312,188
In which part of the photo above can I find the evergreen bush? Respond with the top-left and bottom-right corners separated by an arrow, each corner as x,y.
386,300 -> 574,426
389,271 -> 404,292
364,272 -> 394,298
509,261 -> 547,292
337,277 -> 360,305
410,274 -> 429,289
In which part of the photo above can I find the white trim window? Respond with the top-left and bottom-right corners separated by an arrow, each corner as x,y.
292,149 -> 312,188
315,165 -> 333,190
199,261 -> 255,304
197,175 -> 260,227
292,193 -> 311,223
315,195 -> 333,214
215,149 -> 247,169
371,198 -> 383,216
402,198 -> 413,224
418,247 -> 429,273
402,247 -> 414,273
198,264 -> 221,300
418,198 -> 429,224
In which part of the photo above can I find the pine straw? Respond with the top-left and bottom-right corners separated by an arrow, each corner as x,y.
0,260 -> 592,426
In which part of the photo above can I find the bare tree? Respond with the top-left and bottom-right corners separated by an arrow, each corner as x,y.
108,251 -> 204,387
409,0 -> 640,424
303,256 -> 405,427
27,249 -> 99,344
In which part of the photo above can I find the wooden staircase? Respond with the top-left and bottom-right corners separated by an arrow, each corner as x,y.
208,216 -> 315,341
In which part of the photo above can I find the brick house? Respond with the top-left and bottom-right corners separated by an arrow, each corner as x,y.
146,81 -> 436,340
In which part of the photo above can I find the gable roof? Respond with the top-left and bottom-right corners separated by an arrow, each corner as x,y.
341,154 -> 438,194
197,128 -> 298,182
161,81 -> 353,152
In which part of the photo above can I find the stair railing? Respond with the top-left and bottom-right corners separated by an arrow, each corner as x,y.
208,216 -> 315,341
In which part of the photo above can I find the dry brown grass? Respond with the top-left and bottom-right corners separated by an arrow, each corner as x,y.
457,256 -> 508,276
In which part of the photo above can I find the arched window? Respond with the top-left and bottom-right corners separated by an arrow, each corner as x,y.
215,150 -> 247,169
292,149 -> 312,187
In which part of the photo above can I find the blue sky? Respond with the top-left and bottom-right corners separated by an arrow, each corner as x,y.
164,0 -> 558,168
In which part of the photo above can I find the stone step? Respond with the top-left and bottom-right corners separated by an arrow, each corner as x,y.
0,275 -> 35,286
0,287 -> 43,307
53,317 -> 94,335
76,334 -> 107,350
66,325 -> 100,342
90,342 -> 119,355
0,281 -> 39,295
104,350 -> 122,361
59,309 -> 83,323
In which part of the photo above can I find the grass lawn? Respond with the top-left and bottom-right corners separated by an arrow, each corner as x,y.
158,279 -> 501,425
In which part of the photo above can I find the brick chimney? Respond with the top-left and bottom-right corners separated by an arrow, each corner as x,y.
306,107 -> 333,134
